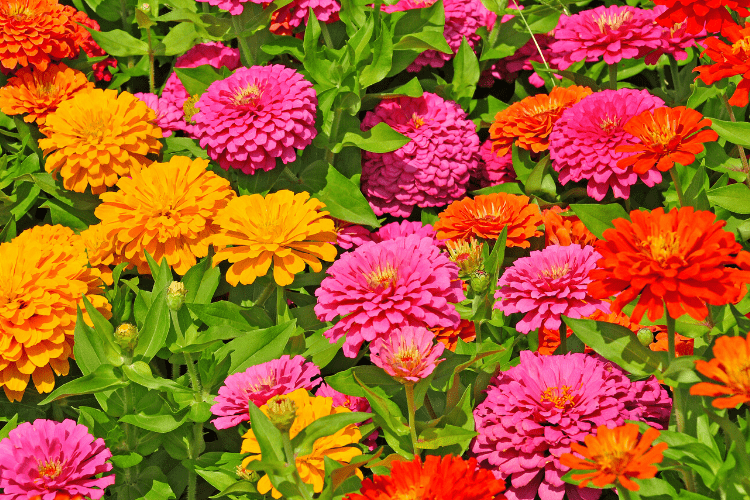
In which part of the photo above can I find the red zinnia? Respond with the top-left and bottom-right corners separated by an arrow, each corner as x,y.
652,0 -> 750,35
694,22 -> 750,107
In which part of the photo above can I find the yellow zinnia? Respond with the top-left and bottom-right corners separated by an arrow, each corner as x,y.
212,190 -> 338,286
39,88 -> 162,194
241,389 -> 363,498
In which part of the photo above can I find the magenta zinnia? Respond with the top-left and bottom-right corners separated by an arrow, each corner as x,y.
370,326 -> 445,383
315,235 -> 465,357
475,139 -> 516,188
134,92 -> 184,138
0,419 -> 115,500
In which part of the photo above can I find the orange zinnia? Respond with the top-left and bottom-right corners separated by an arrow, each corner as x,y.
542,206 -> 597,248
95,156 -> 236,275
489,85 -> 592,156
433,319 -> 476,351
0,225 -> 110,402
0,63 -> 93,126
560,423 -> 667,491
212,190 -> 338,287
694,22 -> 750,107
649,330 -> 694,357
691,334 -> 750,408
434,193 -> 543,246
80,223 -> 116,286
39,89 -> 163,194
588,207 -> 750,323
615,106 -> 718,174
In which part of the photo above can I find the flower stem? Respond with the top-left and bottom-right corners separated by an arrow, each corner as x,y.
232,16 -> 254,67
669,57 -> 682,96
668,168 -> 686,208
558,323 -> 567,354
255,279 -> 276,307
405,382 -> 420,457
608,63 -> 618,90
146,29 -> 155,94
282,434 -> 314,500
511,0 -> 555,86
183,351 -> 204,500
320,22 -> 334,49
720,93 -> 750,188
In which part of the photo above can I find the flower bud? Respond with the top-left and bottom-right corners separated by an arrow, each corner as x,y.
264,395 -> 298,433
636,328 -> 653,347
235,465 -> 259,482
446,238 -> 484,277
166,281 -> 187,311
469,270 -> 490,294
115,323 -> 138,351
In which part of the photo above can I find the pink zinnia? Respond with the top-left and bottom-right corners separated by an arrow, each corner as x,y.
644,6 -> 706,65
494,244 -> 609,333
194,65 -> 317,174
196,0 -> 261,15
315,235 -> 465,357
473,351 -> 664,500
334,220 -> 373,250
371,221 -> 440,246
549,88 -> 665,201
361,93 -> 479,217
475,140 -> 516,188
275,0 -> 340,31
0,419 -> 115,500
370,326 -> 445,383
550,5 -> 663,70
133,92 -> 183,138
210,355 -> 321,429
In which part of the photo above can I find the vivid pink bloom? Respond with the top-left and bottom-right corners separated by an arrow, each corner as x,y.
494,244 -> 609,333
473,351 -> 670,500
210,355 -> 321,429
481,34 -> 561,89
371,221 -> 441,246
194,65 -> 317,174
133,92 -> 183,138
160,42 -> 242,137
196,0 -> 261,15
361,93 -> 479,217
475,140 -> 516,188
0,419 -> 115,500
549,88 -> 665,201
315,235 -> 465,357
370,326 -> 445,383
644,6 -> 706,65
334,220 -> 373,250
550,5 -> 663,70
275,0 -> 340,31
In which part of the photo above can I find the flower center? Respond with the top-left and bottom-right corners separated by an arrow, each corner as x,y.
36,459 -> 63,481
732,36 -> 750,57
394,343 -> 421,372
5,1 -> 34,20
183,94 -> 200,124
594,10 -> 632,33
365,264 -> 398,290
669,20 -> 685,37
590,448 -> 633,475
232,84 -> 262,107
248,374 -> 276,393
411,113 -> 425,129
599,116 -> 620,133
539,263 -> 570,280
81,116 -> 110,141
36,81 -> 59,97
641,231 -> 680,265
540,385 -> 576,410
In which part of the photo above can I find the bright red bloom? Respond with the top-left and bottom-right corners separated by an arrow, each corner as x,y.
616,106 -> 718,173
694,22 -> 750,107
653,0 -> 750,35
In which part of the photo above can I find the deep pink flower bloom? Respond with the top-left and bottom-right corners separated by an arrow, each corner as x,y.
370,326 -> 445,383
133,92 -> 183,138
494,244 -> 609,333
196,0 -> 261,15
0,419 -> 115,500
550,5 -> 663,70
371,221 -> 440,246
275,0 -> 340,31
473,351 -> 669,500
361,93 -> 479,217
194,65 -> 317,174
475,140 -> 516,188
549,89 -> 665,201
210,355 -> 321,429
315,235 -> 465,357
335,220 -> 373,250
644,6 -> 706,64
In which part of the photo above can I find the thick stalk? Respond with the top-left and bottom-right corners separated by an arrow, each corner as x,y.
424,394 -> 438,420
120,351 -> 140,498
668,168 -> 686,208
405,382 -> 420,457
146,29 -> 156,94
665,306 -> 676,362
325,107 -> 343,164
282,435 -> 314,500
320,22 -> 334,49
608,64 -> 618,90
232,16 -> 254,67
255,280 -> 276,307
558,323 -> 567,354
669,57 -> 681,95
720,93 -> 750,188
183,352 -> 204,500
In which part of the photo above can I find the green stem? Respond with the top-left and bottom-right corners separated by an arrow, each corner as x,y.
669,57 -> 681,95
255,280 -> 276,307
120,353 -> 141,496
558,323 -> 568,354
720,93 -> 750,188
183,351 -> 204,500
281,167 -> 300,185
282,434 -> 314,500
424,394 -> 437,420
146,29 -> 155,94
326,107 -> 343,164
232,16 -> 253,67
320,22 -> 334,49
668,168 -> 686,208
657,60 -> 667,93
511,1 -> 555,86
184,352 -> 202,397
616,483 -> 636,500
405,383 -> 420,457
608,63 -> 618,90
665,305 -> 676,362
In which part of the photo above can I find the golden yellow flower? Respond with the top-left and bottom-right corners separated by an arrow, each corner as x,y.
0,225 -> 110,402
38,88 -> 162,194
241,388 -> 363,499
95,156 -> 235,275
212,190 -> 338,286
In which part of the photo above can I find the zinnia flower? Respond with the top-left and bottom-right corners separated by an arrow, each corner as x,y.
549,88 -> 665,201
0,63 -> 93,126
550,6 -> 663,70
652,0 -> 749,34
370,326 -> 445,383
315,235 -> 465,357
333,220 -> 373,250
694,22 -> 750,106
645,6 -> 706,65
616,106 -> 718,174
241,389 -> 362,498
134,92 -> 184,138
482,34 -> 559,89
433,319 -> 477,351
196,0 -> 261,15
490,86 -> 593,157
542,206 -> 597,248
649,330 -> 694,356
211,190 -> 337,287
494,244 -> 610,333
434,192 -> 543,245
0,419 -> 115,500
211,355 -> 321,429
588,207 -> 750,323
691,334 -> 750,408
344,455 -> 507,500
560,423 -> 667,491
272,0 -> 340,33
316,383 -> 376,449
475,140 -> 516,188
371,220 -> 440,246
94,156 -> 235,275
0,225 -> 110,402
361,93 -> 479,217
60,5 -> 116,81
38,89 -> 162,194
194,65 -> 317,174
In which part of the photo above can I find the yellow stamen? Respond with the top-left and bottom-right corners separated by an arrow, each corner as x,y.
232,84 -> 262,107
641,231 -> 680,265
732,36 -> 750,57
594,10 -> 632,33
365,263 -> 398,290
36,460 -> 63,480
183,94 -> 200,124
539,263 -> 570,280
540,385 -> 576,410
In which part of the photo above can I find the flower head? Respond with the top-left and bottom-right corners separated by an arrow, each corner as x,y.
315,235 -> 465,357
561,423 -> 667,490
39,89 -> 162,194
271,0 -> 340,34
344,455 -> 507,500
361,93 -> 479,217
370,326 -> 445,383
196,0 -> 262,15
434,193 -> 543,246
694,22 -> 750,107
691,334 -> 750,408
194,65 -> 317,174
490,86 -> 593,157
432,319 -> 477,351
0,419 -> 115,500
446,238 -> 484,276
542,207 -> 598,248
211,190 -> 337,287
134,92 -> 184,138
371,221 -> 440,245
645,6 -> 706,65
616,106 -> 718,173
652,0 -> 749,34
95,156 -> 234,275
0,63 -> 93,126
333,220 -> 373,250
474,140 -> 516,188
211,355 -> 321,429
549,88 -> 665,201
550,6 -> 663,70
588,207 -> 750,323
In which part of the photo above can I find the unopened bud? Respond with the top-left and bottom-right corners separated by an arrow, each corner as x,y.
166,281 -> 187,311
264,395 -> 298,433
115,323 -> 138,351
469,270 -> 490,294
236,465 -> 259,482
183,95 -> 200,124
446,238 -> 484,277
637,328 -> 654,347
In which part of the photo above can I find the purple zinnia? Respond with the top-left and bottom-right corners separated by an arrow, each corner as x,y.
0,419 -> 115,500
549,88 -> 665,200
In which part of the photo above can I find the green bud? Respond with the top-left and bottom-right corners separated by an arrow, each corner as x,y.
114,323 -> 138,351
636,328 -> 654,347
469,270 -> 490,294
265,395 -> 298,433
166,281 -> 187,311
236,465 -> 259,482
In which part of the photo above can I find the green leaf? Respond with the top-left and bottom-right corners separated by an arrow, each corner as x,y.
219,320 -> 298,373
360,20 -> 394,88
187,301 -> 272,331
133,288 -> 171,363
175,66 -> 232,96
570,203 -> 630,239
710,118 -> 750,148
416,425 -> 477,449
291,412 -> 371,456
394,31 -> 451,53
707,183 -> 750,214
261,35 -> 305,60
156,22 -> 200,56
315,165 -> 379,226
247,403 -> 285,462
450,37 -> 479,110
73,305 -> 122,376
0,415 -> 18,440
333,122 -> 410,153
85,28 -> 149,56
120,410 -> 190,433
122,361 -> 193,394
39,365 -> 128,404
